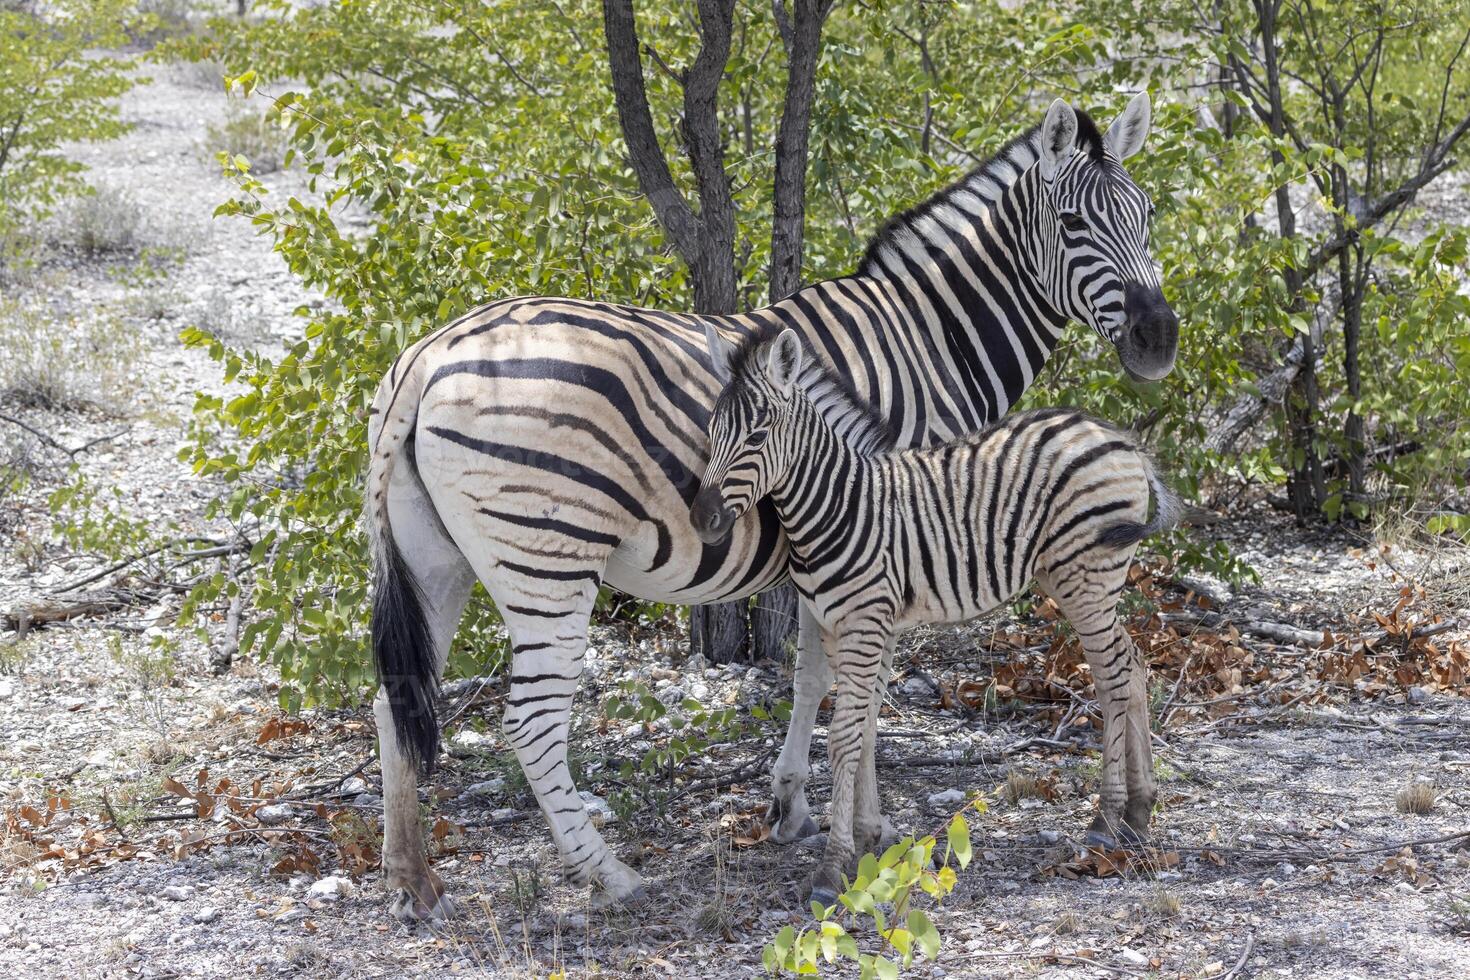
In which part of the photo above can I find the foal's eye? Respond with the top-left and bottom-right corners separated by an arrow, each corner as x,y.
1060,211 -> 1087,232
745,428 -> 769,447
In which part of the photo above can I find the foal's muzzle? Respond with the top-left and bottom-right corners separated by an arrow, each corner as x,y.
690,487 -> 736,545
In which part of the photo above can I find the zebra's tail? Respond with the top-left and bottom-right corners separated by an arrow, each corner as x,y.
1097,453 -> 1188,549
365,352 -> 441,774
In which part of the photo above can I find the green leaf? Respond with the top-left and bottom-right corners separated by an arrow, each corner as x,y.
946,814 -> 972,870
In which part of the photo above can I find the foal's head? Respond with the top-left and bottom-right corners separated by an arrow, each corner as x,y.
690,329 -> 807,546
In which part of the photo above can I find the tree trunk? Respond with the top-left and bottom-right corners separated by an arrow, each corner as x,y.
750,0 -> 831,663
603,0 -> 750,663
1339,243 -> 1366,504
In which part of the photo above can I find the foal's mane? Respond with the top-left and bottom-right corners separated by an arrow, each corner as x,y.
728,332 -> 897,455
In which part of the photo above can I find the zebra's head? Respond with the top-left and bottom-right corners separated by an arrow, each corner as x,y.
691,327 -> 806,545
1033,93 -> 1178,382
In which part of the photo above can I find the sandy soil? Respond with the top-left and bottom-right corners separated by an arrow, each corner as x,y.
1,59 -> 1468,980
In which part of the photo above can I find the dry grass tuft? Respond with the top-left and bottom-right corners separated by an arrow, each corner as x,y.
1396,779 -> 1436,815
0,297 -> 141,414
1004,769 -> 1046,804
1146,887 -> 1182,918
1051,910 -> 1082,934
204,108 -> 291,175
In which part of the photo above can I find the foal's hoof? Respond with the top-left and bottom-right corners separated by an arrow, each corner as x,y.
765,800 -> 820,844
389,886 -> 457,926
808,884 -> 839,911
1085,822 -> 1149,852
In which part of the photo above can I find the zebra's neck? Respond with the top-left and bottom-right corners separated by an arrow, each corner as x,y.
748,139 -> 1067,444
852,162 -> 1065,426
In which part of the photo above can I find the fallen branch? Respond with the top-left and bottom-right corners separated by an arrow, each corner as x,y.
0,412 -> 128,459
875,735 -> 1040,768
1157,609 -> 1329,648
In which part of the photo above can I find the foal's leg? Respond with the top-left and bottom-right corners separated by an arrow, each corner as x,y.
853,634 -> 897,858
767,601 -> 827,842
375,492 -> 476,923
1120,630 -> 1157,839
810,624 -> 887,906
1036,566 -> 1135,847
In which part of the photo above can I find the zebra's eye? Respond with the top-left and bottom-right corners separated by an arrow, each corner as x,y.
745,428 -> 769,447
1060,211 -> 1087,232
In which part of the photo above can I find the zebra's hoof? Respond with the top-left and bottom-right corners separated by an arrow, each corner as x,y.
590,859 -> 648,910
590,881 -> 648,910
389,886 -> 457,926
1085,823 -> 1147,852
808,884 -> 839,910
766,800 -> 820,844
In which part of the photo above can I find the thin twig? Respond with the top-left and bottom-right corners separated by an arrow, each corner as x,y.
1220,930 -> 1256,980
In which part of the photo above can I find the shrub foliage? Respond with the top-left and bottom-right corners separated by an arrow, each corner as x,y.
119,0 -> 1469,708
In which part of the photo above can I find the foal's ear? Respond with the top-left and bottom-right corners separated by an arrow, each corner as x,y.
1038,98 -> 1078,182
703,322 -> 734,384
764,329 -> 803,397
1104,90 -> 1151,161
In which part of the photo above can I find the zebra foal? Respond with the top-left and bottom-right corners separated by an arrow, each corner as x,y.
692,328 -> 1181,903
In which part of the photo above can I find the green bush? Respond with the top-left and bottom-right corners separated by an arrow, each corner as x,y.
139,0 -> 1470,708
0,1 -> 140,237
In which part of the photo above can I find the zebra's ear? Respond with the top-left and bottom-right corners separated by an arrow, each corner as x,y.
1038,99 -> 1078,182
704,322 -> 734,384
764,328 -> 803,397
1105,91 -> 1152,161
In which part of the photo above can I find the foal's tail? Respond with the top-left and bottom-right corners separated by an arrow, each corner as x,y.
365,348 -> 440,773
1097,451 -> 1189,549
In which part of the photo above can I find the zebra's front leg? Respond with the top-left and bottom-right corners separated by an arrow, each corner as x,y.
1081,614 -> 1134,852
1038,570 -> 1132,849
497,600 -> 645,907
853,635 -> 897,858
767,601 -> 827,843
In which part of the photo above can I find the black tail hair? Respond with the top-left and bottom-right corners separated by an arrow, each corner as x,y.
371,532 -> 440,774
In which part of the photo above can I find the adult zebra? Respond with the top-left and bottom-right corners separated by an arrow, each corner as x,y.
367,95 -> 1178,920
693,328 -> 1182,902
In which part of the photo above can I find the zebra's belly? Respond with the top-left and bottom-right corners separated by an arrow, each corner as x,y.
603,507 -> 791,604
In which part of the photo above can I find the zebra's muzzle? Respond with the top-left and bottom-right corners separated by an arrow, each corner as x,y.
1119,283 -> 1179,382
690,488 -> 736,545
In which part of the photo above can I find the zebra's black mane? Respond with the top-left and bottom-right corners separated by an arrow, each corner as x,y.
858,107 -> 1107,274
727,331 -> 897,454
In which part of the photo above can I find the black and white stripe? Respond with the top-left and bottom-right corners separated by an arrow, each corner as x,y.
364,95 -> 1179,917
692,328 -> 1180,900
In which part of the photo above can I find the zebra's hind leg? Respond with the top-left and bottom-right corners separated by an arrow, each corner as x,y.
375,496 -> 477,924
1036,568 -> 1133,850
767,601 -> 827,843
490,586 -> 645,907
1120,630 -> 1157,842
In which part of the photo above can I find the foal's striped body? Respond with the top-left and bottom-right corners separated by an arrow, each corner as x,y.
693,330 -> 1180,900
